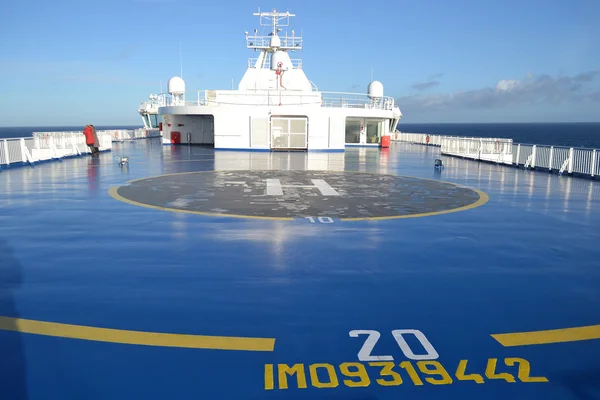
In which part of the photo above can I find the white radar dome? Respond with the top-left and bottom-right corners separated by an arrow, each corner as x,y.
367,80 -> 384,99
168,76 -> 186,96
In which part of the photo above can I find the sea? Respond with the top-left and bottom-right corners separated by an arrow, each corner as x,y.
397,122 -> 600,149
1,123 -> 600,149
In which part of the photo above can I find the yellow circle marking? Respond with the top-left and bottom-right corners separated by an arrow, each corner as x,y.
0,316 -> 275,351
108,170 -> 489,221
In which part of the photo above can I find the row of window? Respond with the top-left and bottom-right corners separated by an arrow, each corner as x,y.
345,118 -> 383,144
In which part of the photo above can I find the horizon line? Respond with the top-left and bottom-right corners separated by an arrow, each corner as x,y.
2,121 -> 600,128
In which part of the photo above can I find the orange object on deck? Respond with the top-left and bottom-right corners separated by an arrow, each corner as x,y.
381,135 -> 390,148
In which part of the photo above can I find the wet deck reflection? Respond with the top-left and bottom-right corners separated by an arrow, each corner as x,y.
2,139 -> 598,220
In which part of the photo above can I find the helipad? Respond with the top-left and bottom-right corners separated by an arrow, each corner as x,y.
109,170 -> 488,220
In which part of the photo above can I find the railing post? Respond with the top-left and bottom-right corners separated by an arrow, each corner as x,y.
531,145 -> 537,168
49,136 -> 55,158
20,138 -> 27,162
548,146 -> 554,171
568,148 -> 574,174
592,149 -> 597,177
3,140 -> 8,165
516,144 -> 521,166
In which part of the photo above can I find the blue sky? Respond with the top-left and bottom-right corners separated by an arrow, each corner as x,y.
1,0 -> 598,126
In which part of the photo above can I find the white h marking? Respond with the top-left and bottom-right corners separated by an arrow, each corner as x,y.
310,179 -> 339,196
265,179 -> 284,195
265,178 -> 339,196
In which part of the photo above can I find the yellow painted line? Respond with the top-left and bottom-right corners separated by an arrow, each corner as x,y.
109,170 -> 489,221
492,324 -> 600,347
0,316 -> 275,351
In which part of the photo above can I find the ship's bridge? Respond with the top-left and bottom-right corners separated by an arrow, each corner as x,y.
154,8 -> 402,151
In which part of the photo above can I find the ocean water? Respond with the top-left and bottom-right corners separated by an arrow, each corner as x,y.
1,123 -> 599,149
398,122 -> 600,149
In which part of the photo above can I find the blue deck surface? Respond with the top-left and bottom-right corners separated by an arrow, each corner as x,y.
1,138 -> 599,399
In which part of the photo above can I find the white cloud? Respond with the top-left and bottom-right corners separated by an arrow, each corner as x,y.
397,71 -> 600,114
495,79 -> 519,92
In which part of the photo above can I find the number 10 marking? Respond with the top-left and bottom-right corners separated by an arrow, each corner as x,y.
349,329 -> 439,361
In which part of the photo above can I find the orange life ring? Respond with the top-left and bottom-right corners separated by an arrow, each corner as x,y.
426,135 -> 430,144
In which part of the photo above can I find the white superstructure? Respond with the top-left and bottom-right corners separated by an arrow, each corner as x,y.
138,94 -> 160,130
153,8 -> 402,150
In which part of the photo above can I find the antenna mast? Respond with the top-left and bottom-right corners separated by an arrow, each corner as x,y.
179,41 -> 183,78
245,8 -> 302,51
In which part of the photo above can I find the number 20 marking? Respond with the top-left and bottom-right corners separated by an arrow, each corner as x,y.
349,329 -> 439,361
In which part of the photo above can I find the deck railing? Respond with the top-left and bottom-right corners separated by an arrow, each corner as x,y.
157,90 -> 397,110
32,128 -> 160,143
247,57 -> 303,69
107,128 -> 161,141
392,132 -> 600,178
0,132 -> 112,167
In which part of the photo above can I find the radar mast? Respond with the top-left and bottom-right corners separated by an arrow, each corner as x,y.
245,8 -> 302,51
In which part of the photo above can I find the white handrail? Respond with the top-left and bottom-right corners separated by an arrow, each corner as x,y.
1,132 -> 113,167
392,132 -> 600,178
31,128 -> 161,143
156,89 -> 396,110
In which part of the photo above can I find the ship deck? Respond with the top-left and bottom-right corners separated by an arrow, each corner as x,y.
1,138 -> 599,399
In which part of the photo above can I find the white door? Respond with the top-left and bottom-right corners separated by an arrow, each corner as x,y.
190,117 -> 214,144
271,117 -> 307,150
202,119 -> 214,144
191,118 -> 201,143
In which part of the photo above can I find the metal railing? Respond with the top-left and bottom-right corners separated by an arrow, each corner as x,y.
107,128 -> 161,141
392,132 -> 600,178
246,35 -> 302,50
1,132 -> 112,167
320,92 -> 396,110
158,90 -> 397,110
247,57 -> 303,69
31,129 -> 161,143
